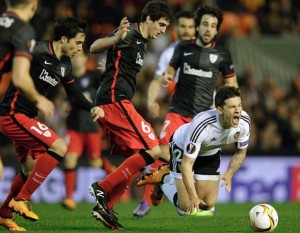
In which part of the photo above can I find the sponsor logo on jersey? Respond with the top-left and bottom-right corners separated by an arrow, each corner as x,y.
233,132 -> 240,139
136,52 -> 144,66
186,143 -> 196,154
183,63 -> 213,78
0,16 -> 14,28
136,40 -> 142,44
44,60 -> 51,65
209,54 -> 218,63
39,69 -> 59,86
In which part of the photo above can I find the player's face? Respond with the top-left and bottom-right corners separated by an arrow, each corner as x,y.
63,32 -> 86,58
218,96 -> 242,129
197,14 -> 218,46
176,17 -> 196,40
148,17 -> 170,39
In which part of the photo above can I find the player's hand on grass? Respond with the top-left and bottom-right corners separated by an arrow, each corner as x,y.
90,106 -> 104,121
36,96 -> 55,118
219,172 -> 232,192
188,197 -> 206,214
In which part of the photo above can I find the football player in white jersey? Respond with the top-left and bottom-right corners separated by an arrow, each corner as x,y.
139,86 -> 250,216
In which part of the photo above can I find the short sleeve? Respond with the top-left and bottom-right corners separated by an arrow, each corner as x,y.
220,50 -> 235,78
12,24 -> 35,59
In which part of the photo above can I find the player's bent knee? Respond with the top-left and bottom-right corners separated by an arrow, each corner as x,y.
146,146 -> 161,160
89,158 -> 103,168
64,153 -> 78,169
49,138 -> 68,157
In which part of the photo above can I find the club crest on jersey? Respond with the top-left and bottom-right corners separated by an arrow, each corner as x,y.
209,54 -> 218,64
61,67 -> 65,77
186,143 -> 196,154
233,132 -> 240,139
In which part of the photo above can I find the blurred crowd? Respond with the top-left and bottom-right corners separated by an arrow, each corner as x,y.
1,0 -> 300,156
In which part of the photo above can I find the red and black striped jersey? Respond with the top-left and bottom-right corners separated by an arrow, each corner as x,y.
95,23 -> 148,105
169,39 -> 236,118
0,11 -> 35,79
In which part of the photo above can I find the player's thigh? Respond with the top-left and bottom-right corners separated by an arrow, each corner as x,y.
175,178 -> 190,210
100,100 -> 159,156
195,180 -> 219,207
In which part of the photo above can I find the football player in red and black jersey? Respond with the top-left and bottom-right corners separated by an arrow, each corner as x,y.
0,0 -> 53,231
88,0 -> 173,230
0,15 -> 104,231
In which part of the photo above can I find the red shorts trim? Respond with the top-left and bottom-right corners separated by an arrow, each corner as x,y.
97,100 -> 159,156
158,112 -> 192,145
0,114 -> 60,163
65,129 -> 103,159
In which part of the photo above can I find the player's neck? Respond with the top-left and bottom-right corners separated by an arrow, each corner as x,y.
7,8 -> 31,22
52,41 -> 63,60
196,38 -> 212,48
139,22 -> 148,39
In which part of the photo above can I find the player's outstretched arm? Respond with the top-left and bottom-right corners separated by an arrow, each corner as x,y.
161,65 -> 176,87
224,74 -> 239,88
12,56 -> 54,118
219,148 -> 247,192
147,76 -> 162,118
90,17 -> 130,53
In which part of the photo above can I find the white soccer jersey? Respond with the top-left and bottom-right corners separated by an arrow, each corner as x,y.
173,109 -> 251,158
155,41 -> 179,82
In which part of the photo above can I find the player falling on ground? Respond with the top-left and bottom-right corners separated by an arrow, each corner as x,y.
87,1 -> 173,230
139,86 -> 250,216
0,16 -> 103,231
136,4 -> 239,216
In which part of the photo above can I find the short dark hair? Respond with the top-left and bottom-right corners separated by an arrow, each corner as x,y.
175,10 -> 194,20
140,0 -> 173,23
175,10 -> 194,23
194,5 -> 223,30
215,86 -> 241,107
53,16 -> 89,41
5,0 -> 33,7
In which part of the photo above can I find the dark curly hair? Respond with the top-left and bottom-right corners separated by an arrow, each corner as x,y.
194,5 -> 223,31
215,86 -> 241,107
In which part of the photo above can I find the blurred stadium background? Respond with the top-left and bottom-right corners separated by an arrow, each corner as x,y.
0,0 -> 300,206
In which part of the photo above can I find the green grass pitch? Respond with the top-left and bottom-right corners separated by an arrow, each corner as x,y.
7,201 -> 300,233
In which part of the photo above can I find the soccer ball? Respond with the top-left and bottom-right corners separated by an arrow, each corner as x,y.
248,204 -> 279,232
